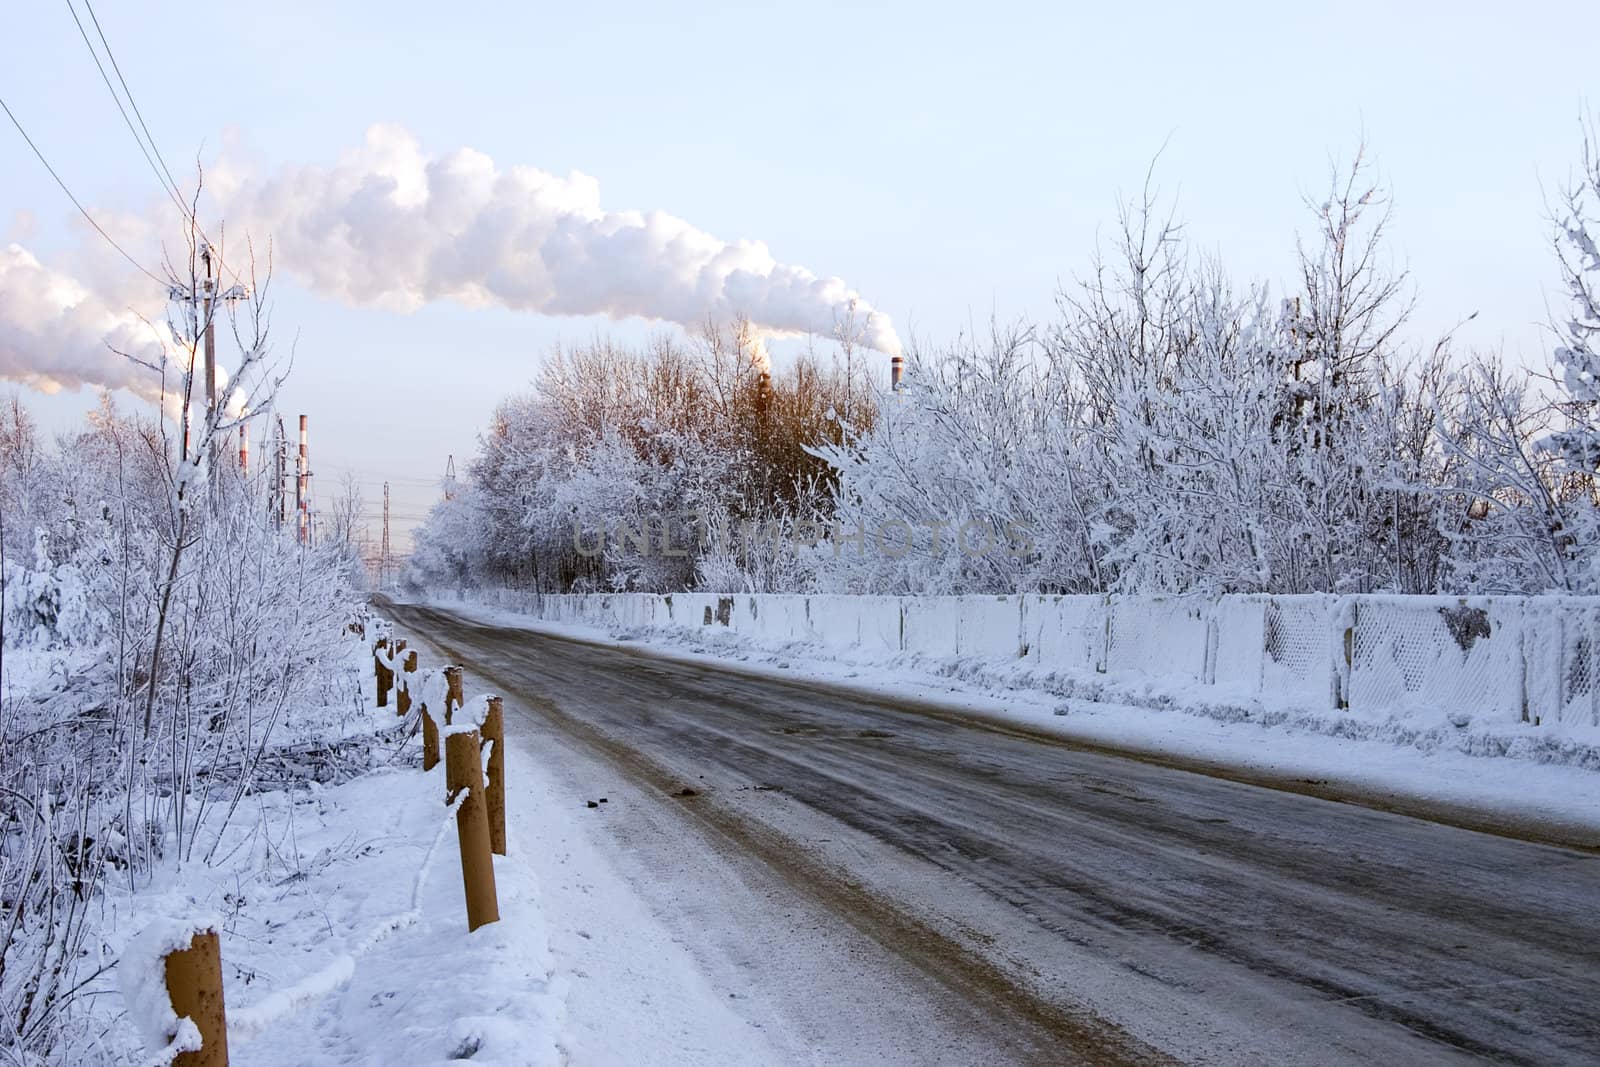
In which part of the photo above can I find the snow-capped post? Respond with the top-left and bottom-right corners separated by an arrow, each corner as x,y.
390,640 -> 408,709
446,664 -> 463,712
445,719 -> 500,931
120,918 -> 230,1067
1340,624 -> 1354,710
424,665 -> 463,774
165,928 -> 228,1067
442,666 -> 465,797
374,637 -> 392,708
482,696 -> 506,855
397,649 -> 418,716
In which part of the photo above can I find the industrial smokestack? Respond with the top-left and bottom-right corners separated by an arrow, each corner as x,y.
238,424 -> 248,474
890,354 -> 905,392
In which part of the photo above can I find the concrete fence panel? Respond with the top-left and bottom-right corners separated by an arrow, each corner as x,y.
1107,596 -> 1210,682
446,586 -> 1600,726
956,595 -> 1024,659
901,597 -> 959,657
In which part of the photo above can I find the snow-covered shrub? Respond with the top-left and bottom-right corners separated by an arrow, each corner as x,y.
2,531 -> 107,648
0,388 -> 365,1060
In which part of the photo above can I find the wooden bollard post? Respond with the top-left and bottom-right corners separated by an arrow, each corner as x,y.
421,701 -> 440,772
166,928 -> 228,1067
422,665 -> 462,772
482,696 -> 506,856
387,640 -> 407,706
444,665 -> 463,723
441,666 -> 464,799
374,638 -> 392,708
396,650 -> 417,717
445,726 -> 500,931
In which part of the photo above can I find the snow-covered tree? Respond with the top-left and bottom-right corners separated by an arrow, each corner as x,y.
1091,276 -> 1296,593
1440,356 -> 1579,591
1540,117 -> 1600,589
811,322 -> 1060,594
1441,121 -> 1600,593
407,324 -> 873,595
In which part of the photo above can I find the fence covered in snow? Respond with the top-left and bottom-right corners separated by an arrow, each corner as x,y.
445,589 -> 1600,728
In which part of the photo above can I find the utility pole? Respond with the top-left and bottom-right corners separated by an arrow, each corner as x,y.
297,415 -> 310,547
203,244 -> 217,422
444,455 -> 457,501
272,416 -> 287,529
168,242 -> 247,472
381,481 -> 391,591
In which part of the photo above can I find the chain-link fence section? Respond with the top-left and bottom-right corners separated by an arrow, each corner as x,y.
1345,597 -> 1524,721
1259,595 -> 1334,708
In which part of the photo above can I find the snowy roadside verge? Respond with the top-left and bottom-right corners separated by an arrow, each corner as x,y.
98,756 -> 564,1067
388,621 -> 797,1066
45,634 -> 570,1067
408,596 -> 1600,851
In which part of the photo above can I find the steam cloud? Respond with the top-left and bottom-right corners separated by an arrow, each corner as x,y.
0,124 -> 901,401
222,124 -> 901,354
0,243 -> 170,401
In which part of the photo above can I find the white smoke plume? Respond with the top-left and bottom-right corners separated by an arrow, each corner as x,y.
0,246 -> 249,431
219,124 -> 903,355
0,243 -> 171,401
0,125 -> 900,401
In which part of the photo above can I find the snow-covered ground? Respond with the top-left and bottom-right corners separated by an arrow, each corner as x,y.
105,761 -> 562,1066
37,632 -> 790,1067
13,583 -> 1599,1065
413,595 -> 1600,848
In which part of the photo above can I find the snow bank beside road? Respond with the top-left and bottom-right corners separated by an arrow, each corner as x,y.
97,742 -> 563,1065
416,592 -> 1600,848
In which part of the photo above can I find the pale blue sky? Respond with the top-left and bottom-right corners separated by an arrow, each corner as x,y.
3,0 -> 1597,543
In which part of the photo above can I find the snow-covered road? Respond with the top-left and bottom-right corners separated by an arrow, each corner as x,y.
387,600 -> 1600,1066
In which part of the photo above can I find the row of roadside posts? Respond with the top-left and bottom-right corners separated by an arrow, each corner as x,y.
138,621 -> 505,1066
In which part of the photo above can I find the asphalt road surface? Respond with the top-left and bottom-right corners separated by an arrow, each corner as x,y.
382,600 -> 1600,1066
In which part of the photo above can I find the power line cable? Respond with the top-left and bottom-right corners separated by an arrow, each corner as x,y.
65,0 -> 246,288
81,0 -> 186,209
0,91 -> 166,286
63,0 -> 188,220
